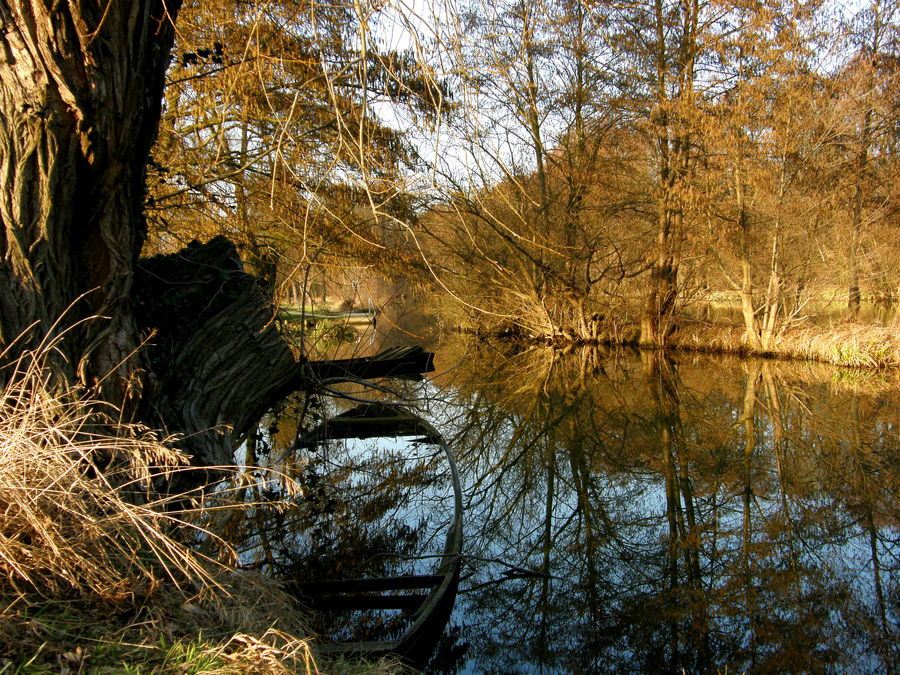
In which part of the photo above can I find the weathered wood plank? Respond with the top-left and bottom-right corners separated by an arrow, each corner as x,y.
305,345 -> 434,381
288,575 -> 445,595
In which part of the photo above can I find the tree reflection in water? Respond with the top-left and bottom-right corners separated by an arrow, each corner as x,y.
434,340 -> 900,673
199,339 -> 900,673
194,395 -> 463,663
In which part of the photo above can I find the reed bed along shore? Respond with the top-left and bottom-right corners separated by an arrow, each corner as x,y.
465,317 -> 900,371
670,321 -> 900,369
0,350 -> 398,674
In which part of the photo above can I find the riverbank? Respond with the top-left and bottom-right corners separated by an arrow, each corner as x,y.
458,319 -> 900,370
669,321 -> 900,368
0,356 -> 399,674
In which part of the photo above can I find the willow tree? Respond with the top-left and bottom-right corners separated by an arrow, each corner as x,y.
0,2 -> 177,392
699,0 -> 831,350
0,2 -> 297,466
421,0 -> 650,340
587,0 -> 708,346
149,0 -> 445,292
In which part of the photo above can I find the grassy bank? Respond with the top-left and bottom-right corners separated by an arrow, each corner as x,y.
670,321 -> 900,369
459,319 -> 900,370
0,352 -> 396,674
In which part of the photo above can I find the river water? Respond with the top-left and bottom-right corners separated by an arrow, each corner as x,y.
227,331 -> 900,673
425,339 -> 900,673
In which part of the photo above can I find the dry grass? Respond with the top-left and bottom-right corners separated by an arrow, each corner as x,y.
0,346 -> 334,673
672,321 -> 900,369
781,323 -> 900,369
0,349 -> 208,603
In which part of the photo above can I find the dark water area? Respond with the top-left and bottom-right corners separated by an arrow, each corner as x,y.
224,331 -> 900,673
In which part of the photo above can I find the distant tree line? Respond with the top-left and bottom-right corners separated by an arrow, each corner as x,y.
412,0 -> 899,345
144,0 -> 899,350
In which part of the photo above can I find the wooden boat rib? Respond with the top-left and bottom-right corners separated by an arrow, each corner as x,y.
285,405 -> 463,669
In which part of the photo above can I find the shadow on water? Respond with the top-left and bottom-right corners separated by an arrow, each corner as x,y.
204,335 -> 900,673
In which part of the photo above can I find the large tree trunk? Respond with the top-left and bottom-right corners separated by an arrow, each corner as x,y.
0,2 -> 180,409
134,236 -> 299,468
0,3 -> 302,472
848,106 -> 872,320
639,0 -> 696,349
640,205 -> 680,348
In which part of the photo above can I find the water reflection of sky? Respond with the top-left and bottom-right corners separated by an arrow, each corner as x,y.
232,430 -> 455,575
229,335 -> 900,673
414,343 -> 900,673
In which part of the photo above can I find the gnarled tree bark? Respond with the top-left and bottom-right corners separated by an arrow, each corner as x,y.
0,2 -> 181,407
134,236 -> 300,468
0,3 -> 303,472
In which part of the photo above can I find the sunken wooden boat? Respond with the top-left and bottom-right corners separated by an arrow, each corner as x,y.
284,404 -> 463,669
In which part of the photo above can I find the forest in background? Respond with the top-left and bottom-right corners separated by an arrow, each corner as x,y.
147,0 -> 899,351
1,1 -> 898,669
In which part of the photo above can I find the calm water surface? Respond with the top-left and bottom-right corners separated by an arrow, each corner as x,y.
424,340 -> 900,673
228,335 -> 900,673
